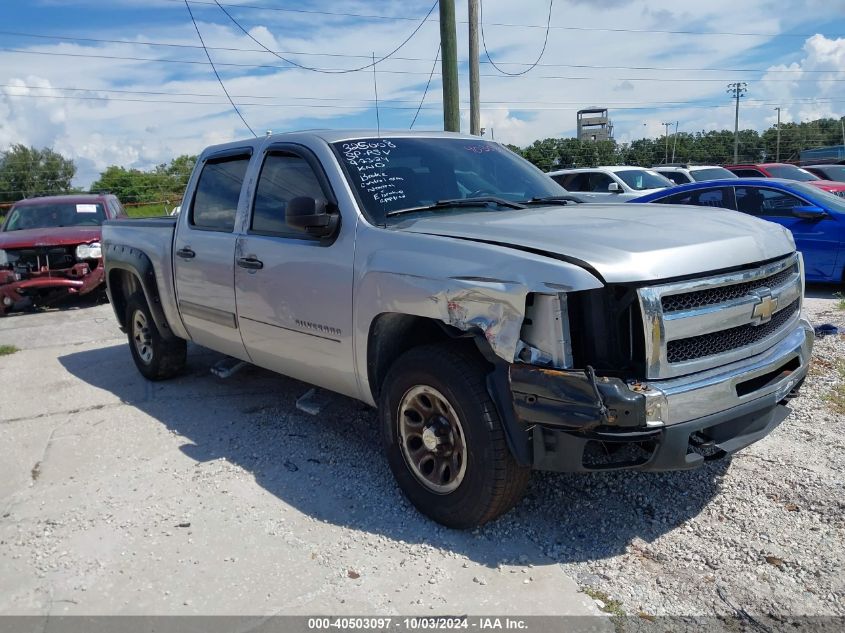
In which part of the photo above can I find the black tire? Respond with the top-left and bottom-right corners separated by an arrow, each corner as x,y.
125,293 -> 186,380
380,343 -> 530,528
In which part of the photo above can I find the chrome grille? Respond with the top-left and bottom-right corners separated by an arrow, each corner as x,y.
638,254 -> 803,379
667,299 -> 800,363
661,264 -> 798,312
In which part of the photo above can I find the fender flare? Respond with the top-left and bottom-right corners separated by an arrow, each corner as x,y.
105,243 -> 179,341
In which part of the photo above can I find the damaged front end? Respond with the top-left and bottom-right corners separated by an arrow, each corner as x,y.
495,269 -> 812,474
0,244 -> 104,314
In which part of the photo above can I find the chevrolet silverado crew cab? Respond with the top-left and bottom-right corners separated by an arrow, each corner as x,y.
102,131 -> 813,528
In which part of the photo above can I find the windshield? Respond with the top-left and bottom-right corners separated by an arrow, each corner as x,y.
691,167 -> 737,181
790,182 -> 845,212
2,202 -> 105,231
812,165 -> 845,181
332,137 -> 564,223
615,169 -> 673,191
766,164 -> 819,181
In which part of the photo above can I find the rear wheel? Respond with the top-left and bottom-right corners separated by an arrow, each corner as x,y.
125,293 -> 186,380
380,343 -> 530,528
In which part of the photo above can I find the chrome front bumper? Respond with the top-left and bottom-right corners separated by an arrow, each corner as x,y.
639,318 -> 813,427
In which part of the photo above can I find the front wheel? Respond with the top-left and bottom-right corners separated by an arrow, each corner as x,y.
125,293 -> 186,380
380,344 -> 530,528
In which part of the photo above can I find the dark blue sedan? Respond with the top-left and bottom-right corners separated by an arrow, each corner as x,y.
631,178 -> 845,283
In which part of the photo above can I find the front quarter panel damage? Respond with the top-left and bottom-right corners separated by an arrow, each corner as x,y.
353,228 -> 604,404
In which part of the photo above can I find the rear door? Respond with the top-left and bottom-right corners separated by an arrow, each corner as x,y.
173,149 -> 252,360
234,143 -> 358,397
734,185 -> 839,280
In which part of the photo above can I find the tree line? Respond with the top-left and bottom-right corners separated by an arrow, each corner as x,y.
0,145 -> 196,205
2,117 -> 844,203
511,117 -> 845,171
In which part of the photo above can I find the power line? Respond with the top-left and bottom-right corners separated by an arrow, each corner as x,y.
6,47 -> 845,83
5,87 -> 845,113
4,82 -> 845,108
212,0 -> 438,74
4,30 -> 845,74
410,44 -> 441,129
183,0 -> 255,136
480,0 -> 553,76
154,0 -> 836,38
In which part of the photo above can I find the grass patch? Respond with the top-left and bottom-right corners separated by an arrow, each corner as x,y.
826,361 -> 845,415
0,344 -> 20,356
835,292 -> 845,311
582,586 -> 626,619
126,203 -> 174,218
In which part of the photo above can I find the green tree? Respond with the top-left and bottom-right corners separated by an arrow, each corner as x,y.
0,144 -> 76,202
90,155 -> 196,204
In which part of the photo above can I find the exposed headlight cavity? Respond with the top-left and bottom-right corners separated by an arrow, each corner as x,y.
517,292 -> 573,368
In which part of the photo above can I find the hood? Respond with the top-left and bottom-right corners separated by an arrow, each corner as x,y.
0,226 -> 102,250
391,204 -> 795,284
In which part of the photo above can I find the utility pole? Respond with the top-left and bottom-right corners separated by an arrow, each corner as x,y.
671,121 -> 679,162
774,107 -> 781,162
439,0 -> 460,132
662,122 -> 672,164
840,116 -> 845,149
468,0 -> 480,135
727,82 -> 748,163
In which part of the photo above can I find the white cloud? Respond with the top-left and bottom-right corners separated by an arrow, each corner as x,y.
0,0 -> 843,186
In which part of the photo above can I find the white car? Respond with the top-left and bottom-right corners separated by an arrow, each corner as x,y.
654,164 -> 738,185
547,166 -> 673,200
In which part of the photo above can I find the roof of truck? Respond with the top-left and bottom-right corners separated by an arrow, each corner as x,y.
199,129 -> 482,157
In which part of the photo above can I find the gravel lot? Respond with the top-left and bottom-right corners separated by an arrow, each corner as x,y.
0,289 -> 843,624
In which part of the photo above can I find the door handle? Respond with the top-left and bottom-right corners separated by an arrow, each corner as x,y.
237,257 -> 264,270
176,247 -> 196,259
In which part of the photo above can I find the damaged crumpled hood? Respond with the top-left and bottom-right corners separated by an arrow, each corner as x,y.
392,203 -> 795,283
0,226 -> 102,249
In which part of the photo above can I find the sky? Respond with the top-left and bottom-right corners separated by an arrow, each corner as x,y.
1,0 -> 845,186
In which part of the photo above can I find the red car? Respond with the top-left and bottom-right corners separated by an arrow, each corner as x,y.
726,162 -> 845,197
0,194 -> 126,314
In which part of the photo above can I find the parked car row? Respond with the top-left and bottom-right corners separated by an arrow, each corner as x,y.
545,161 -> 845,284
632,179 -> 845,283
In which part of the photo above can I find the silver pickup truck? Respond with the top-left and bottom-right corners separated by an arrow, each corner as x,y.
102,130 -> 813,528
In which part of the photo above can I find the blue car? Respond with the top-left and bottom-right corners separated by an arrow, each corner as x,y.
631,178 -> 845,283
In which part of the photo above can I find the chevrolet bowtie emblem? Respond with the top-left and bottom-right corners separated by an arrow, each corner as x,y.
750,291 -> 778,325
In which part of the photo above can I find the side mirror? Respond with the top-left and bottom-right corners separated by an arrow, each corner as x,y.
286,197 -> 339,237
791,205 -> 827,220
607,182 -> 621,193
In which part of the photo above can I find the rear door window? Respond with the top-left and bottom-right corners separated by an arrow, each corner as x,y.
655,187 -> 734,208
190,155 -> 250,231
588,172 -> 615,192
563,173 -> 589,191
735,187 -> 805,217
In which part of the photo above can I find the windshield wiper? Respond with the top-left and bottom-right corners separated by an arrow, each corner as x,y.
385,196 -> 526,217
521,195 -> 583,206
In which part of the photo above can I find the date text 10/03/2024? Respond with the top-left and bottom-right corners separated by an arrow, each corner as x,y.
307,617 -> 529,630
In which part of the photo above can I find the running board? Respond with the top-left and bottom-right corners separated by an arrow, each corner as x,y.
210,357 -> 249,379
296,388 -> 332,416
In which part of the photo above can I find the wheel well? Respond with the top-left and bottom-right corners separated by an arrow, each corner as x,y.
367,314 -> 493,402
108,269 -> 141,329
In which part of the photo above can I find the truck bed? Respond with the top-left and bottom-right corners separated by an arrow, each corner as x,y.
102,215 -> 187,339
